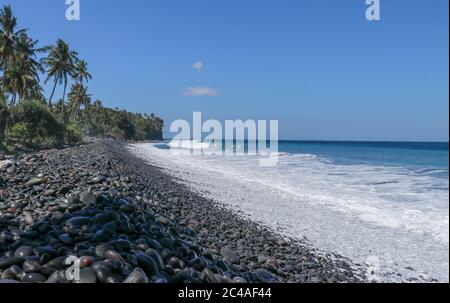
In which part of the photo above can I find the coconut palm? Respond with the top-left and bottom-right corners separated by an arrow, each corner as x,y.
0,6 -> 25,71
2,32 -> 45,105
73,60 -> 91,110
2,52 -> 40,105
67,83 -> 91,121
42,39 -> 78,106
74,60 -> 91,87
0,5 -> 27,92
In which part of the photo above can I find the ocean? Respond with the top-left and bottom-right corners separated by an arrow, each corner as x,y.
129,140 -> 449,282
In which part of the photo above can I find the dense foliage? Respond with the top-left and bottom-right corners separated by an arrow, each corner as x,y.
0,5 -> 163,153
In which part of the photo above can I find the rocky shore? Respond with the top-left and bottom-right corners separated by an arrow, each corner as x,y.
0,140 -> 363,283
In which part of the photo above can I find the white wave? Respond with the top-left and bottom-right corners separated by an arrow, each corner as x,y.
168,139 -> 212,150
128,143 -> 450,282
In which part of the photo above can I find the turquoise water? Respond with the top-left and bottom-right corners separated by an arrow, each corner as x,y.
277,141 -> 449,180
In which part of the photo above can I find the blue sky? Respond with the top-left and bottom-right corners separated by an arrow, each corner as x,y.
5,0 -> 449,141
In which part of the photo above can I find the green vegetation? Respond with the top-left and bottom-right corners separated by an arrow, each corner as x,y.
0,5 -> 163,153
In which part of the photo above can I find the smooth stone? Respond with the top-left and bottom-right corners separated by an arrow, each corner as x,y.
19,230 -> 40,239
66,216 -> 90,229
23,212 -> 35,225
79,256 -> 95,268
0,160 -> 13,170
95,244 -> 114,258
111,260 -> 124,273
147,239 -> 163,251
202,268 -> 220,283
167,257 -> 184,269
120,204 -> 136,213
105,276 -> 123,283
45,271 -> 60,283
25,178 -> 44,187
45,256 -> 66,270
14,246 -> 34,258
58,234 -> 73,245
220,247 -> 240,264
232,276 -> 247,283
39,253 -> 53,265
123,268 -> 149,283
80,189 -> 96,205
43,190 -> 56,197
144,249 -> 165,271
89,176 -> 106,184
22,273 -> 46,283
22,258 -> 41,273
104,250 -> 123,261
59,186 -> 71,195
254,269 -> 278,283
155,216 -> 170,225
94,267 -> 113,283
76,268 -> 97,284
0,257 -> 24,270
92,230 -> 110,242
1,268 -> 16,280
136,253 -> 159,277
112,239 -> 132,252
257,256 -> 268,264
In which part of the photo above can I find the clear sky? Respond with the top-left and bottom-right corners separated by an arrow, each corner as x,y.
5,0 -> 449,141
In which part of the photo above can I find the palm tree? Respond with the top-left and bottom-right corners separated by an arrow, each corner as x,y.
74,60 -> 91,88
0,5 -> 27,92
73,60 -> 91,109
0,6 -> 23,68
1,33 -> 44,105
42,39 -> 78,106
2,53 -> 40,105
89,99 -> 103,124
67,83 -> 91,121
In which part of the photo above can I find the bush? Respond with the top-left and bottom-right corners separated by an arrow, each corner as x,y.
64,123 -> 83,144
5,100 -> 65,149
116,113 -> 135,140
109,127 -> 126,140
0,93 -> 9,141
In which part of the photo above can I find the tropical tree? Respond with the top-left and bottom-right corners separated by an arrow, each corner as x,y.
67,83 -> 90,121
74,60 -> 91,90
0,6 -> 45,105
42,39 -> 78,106
0,5 -> 26,84
72,60 -> 91,117
2,53 -> 38,105
89,99 -> 103,123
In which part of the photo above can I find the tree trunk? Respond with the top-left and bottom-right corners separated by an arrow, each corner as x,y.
2,60 -> 7,92
11,94 -> 17,107
62,80 -> 67,115
49,78 -> 58,107
73,82 -> 83,122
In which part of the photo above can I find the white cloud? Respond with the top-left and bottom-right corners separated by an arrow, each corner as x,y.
182,86 -> 219,97
192,61 -> 204,72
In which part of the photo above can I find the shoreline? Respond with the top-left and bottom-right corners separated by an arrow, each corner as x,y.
127,142 -> 448,283
0,140 -> 363,283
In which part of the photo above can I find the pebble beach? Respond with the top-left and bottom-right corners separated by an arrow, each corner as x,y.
0,140 -> 363,283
